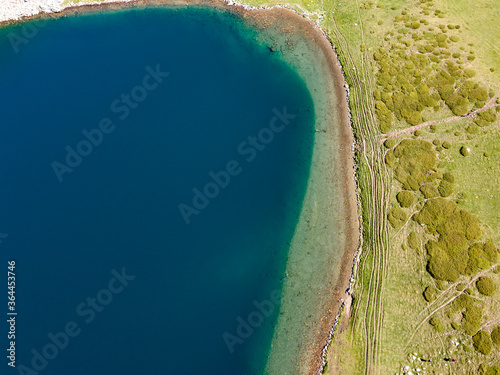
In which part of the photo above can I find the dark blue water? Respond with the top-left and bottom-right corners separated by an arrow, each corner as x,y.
0,7 -> 314,375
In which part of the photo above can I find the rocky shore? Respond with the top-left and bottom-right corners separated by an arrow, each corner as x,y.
0,0 -> 136,23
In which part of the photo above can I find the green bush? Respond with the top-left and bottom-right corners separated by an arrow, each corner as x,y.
466,244 -> 492,275
473,331 -> 493,355
397,190 -> 415,207
415,198 -> 484,281
438,180 -> 454,197
426,241 -> 461,281
442,141 -> 451,149
384,138 -> 396,148
376,100 -> 393,132
484,242 -> 498,262
420,183 -> 439,198
429,316 -> 445,332
460,146 -> 470,156
442,172 -> 455,182
385,150 -> 396,167
446,93 -> 469,116
463,303 -> 483,335
464,68 -> 477,78
393,139 -> 436,190
475,109 -> 497,125
388,207 -> 407,228
466,124 -> 479,134
423,285 -> 436,302
476,277 -> 495,296
408,231 -> 420,249
492,326 -> 500,346
438,83 -> 454,100
469,86 -> 489,101
486,366 -> 500,375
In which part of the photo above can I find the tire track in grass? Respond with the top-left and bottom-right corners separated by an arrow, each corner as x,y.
328,13 -> 390,374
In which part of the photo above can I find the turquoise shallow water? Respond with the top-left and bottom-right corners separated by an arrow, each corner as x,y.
0,7 -> 315,375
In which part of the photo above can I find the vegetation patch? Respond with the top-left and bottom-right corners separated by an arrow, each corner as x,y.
473,330 -> 493,355
492,326 -> 500,346
476,276 -> 496,296
396,190 -> 415,207
423,285 -> 436,302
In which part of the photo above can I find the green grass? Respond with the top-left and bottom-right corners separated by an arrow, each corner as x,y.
437,0 -> 500,89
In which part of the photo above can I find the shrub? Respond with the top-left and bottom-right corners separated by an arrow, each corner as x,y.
466,124 -> 479,134
429,316 -> 445,332
438,180 -> 454,197
433,139 -> 441,146
426,242 -> 461,281
420,183 -> 439,198
492,326 -> 500,346
463,303 -> 483,335
476,277 -> 495,296
470,88 -> 489,103
486,366 -> 500,375
460,146 -> 470,156
385,150 -> 396,167
397,190 -> 415,207
484,242 -> 498,262
464,68 -> 476,78
473,331 -> 493,355
388,207 -> 407,228
466,244 -> 492,275
384,138 -> 396,148
405,111 -> 423,126
446,93 -> 469,116
456,283 -> 465,291
437,83 -> 454,100
393,139 -> 436,190
423,285 -> 436,302
408,231 -> 419,249
476,109 -> 497,124
442,172 -> 454,182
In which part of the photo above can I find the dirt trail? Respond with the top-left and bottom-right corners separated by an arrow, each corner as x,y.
384,95 -> 499,139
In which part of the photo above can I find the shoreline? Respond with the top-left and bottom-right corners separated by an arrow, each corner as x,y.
0,2 -> 360,374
